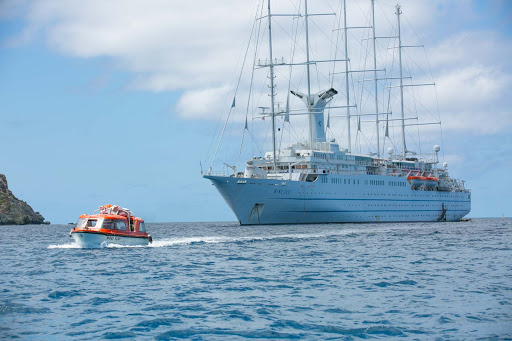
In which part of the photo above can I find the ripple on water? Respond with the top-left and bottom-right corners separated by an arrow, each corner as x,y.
374,281 -> 393,287
48,290 -> 83,299
103,331 -> 137,339
155,329 -> 303,340
1,220 -> 511,339
271,319 -> 415,337
0,302 -> 50,315
70,318 -> 97,327
134,317 -> 182,330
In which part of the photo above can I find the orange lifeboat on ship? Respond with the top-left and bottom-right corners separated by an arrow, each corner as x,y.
70,205 -> 152,247
424,176 -> 438,188
407,175 -> 424,188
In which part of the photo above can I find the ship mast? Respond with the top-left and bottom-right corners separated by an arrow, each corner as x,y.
371,0 -> 380,157
343,0 -> 351,153
267,0 -> 277,169
396,4 -> 407,159
304,0 -> 313,150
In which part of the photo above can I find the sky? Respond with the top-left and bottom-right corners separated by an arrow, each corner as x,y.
0,0 -> 511,223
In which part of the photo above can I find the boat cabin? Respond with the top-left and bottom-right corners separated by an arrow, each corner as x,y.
76,214 -> 146,233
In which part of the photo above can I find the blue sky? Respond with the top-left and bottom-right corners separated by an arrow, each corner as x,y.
1,0 -> 511,223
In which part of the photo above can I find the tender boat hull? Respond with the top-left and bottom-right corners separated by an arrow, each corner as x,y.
71,231 -> 150,248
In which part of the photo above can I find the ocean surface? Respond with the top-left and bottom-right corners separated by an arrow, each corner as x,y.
1,218 -> 511,340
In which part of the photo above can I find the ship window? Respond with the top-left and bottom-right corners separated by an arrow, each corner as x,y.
102,219 -> 115,229
139,222 -> 146,232
87,219 -> 97,227
76,218 -> 87,228
116,220 -> 127,231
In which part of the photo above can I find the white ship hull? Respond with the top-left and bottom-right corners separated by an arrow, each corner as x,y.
71,231 -> 150,248
206,175 -> 471,225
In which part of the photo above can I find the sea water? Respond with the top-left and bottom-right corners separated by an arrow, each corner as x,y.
1,219 -> 511,340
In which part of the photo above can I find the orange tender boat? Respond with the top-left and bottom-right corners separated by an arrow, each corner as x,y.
70,205 -> 152,247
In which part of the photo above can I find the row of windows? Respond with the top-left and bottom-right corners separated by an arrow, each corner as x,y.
320,177 -> 408,187
389,181 -> 406,187
369,180 -> 384,186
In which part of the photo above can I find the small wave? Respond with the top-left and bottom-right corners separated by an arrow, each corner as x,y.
105,243 -> 146,248
47,228 -> 385,250
148,230 -> 360,248
47,242 -> 81,249
48,290 -> 83,299
103,331 -> 137,339
150,236 -> 236,247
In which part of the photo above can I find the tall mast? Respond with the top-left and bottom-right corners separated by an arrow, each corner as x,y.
343,0 -> 351,153
396,4 -> 406,159
267,0 -> 277,169
304,0 -> 313,150
371,0 -> 380,157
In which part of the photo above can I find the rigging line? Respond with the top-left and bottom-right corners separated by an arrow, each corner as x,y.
356,11 -> 372,142
237,1 -> 265,171
209,2 -> 261,174
327,0 -> 341,89
269,10 -> 302,93
420,36 -> 444,160
247,125 -> 265,156
330,0 -> 343,87
402,15 -> 435,84
278,117 -> 286,152
279,0 -> 301,153
205,10 -> 259,169
385,32 -> 396,154
405,57 -> 423,156
326,0 -> 343,141
251,70 -> 272,154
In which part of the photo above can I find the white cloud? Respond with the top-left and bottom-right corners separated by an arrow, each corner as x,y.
435,65 -> 511,109
4,0 -> 511,132
16,0 -> 259,92
176,85 -> 232,119
442,110 -> 511,135
429,31 -> 512,70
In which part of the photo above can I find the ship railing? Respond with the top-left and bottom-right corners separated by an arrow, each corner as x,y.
206,171 -> 231,177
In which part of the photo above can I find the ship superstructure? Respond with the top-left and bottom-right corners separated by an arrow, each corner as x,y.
204,0 -> 471,225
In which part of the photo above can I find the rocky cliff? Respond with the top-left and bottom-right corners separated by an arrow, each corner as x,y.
0,174 -> 46,225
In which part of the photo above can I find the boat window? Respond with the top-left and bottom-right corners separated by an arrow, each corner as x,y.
101,219 -> 116,230
76,218 -> 87,228
139,222 -> 146,232
87,219 -> 97,227
116,220 -> 127,231
102,219 -> 115,229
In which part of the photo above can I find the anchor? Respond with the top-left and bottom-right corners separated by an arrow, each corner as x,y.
438,203 -> 447,222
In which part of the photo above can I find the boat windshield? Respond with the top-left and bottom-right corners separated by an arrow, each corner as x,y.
76,218 -> 87,228
139,222 -> 146,232
101,219 -> 127,231
86,219 -> 98,228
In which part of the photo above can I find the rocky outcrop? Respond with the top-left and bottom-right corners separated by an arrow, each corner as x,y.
0,174 -> 46,225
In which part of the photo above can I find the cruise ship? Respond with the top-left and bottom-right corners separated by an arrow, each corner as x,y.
204,0 -> 471,225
